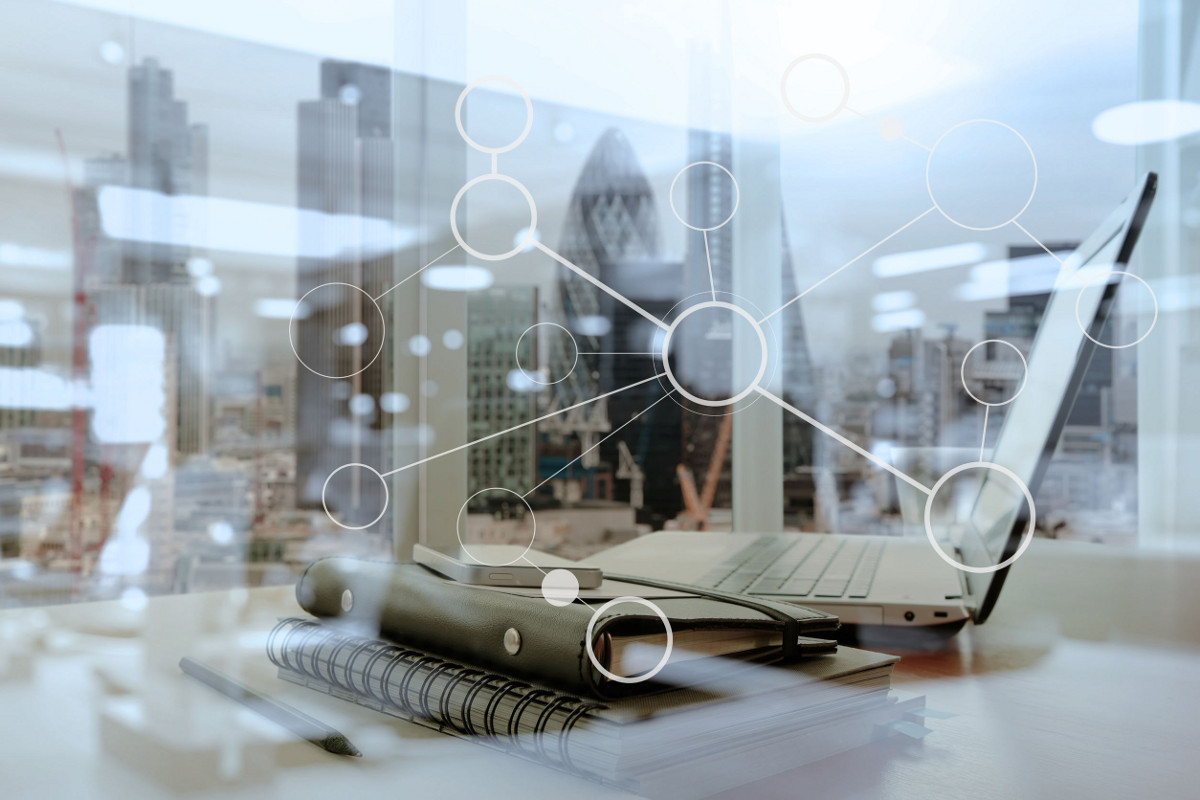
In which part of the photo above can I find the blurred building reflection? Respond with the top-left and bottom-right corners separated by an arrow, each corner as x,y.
0,0 -> 1156,603
50,58 -> 217,588
294,60 -> 391,529
467,287 -> 538,498
81,58 -> 214,458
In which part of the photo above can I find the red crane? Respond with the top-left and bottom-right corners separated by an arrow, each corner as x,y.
676,411 -> 733,531
57,129 -> 91,574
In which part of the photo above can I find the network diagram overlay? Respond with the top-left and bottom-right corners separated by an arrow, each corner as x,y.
290,58 -> 1158,684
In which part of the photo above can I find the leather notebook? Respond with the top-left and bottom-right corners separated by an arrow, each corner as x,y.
295,557 -> 840,699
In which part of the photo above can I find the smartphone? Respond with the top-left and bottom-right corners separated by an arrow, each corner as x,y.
412,543 -> 603,589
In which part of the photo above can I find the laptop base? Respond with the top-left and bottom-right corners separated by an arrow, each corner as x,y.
834,620 -> 968,650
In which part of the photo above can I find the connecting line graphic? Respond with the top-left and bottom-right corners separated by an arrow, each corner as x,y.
844,106 -> 933,152
517,557 -> 599,614
702,231 -> 717,302
378,372 -> 667,478
1011,220 -> 1063,264
752,385 -> 933,496
534,240 -> 671,332
760,207 -> 936,324
525,390 -> 676,498
979,406 -> 990,462
520,556 -> 547,575
1010,220 -> 1087,285
373,244 -> 461,301
305,66 -> 1123,590
516,557 -> 599,618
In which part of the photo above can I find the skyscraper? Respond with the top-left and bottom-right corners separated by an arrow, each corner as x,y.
78,57 -> 213,458
981,243 -> 1111,431
467,288 -> 538,497
294,61 -> 393,524
678,145 -> 815,511
882,327 -> 973,450
978,243 -> 1135,530
548,128 -> 681,522
555,127 -> 660,397
124,58 -> 208,284
679,40 -> 816,517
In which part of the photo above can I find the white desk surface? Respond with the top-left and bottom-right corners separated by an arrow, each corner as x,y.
2,539 -> 1198,800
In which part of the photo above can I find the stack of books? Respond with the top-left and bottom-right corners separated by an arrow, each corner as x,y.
267,558 -> 926,798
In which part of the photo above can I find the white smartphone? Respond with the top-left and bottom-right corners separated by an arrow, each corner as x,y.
412,543 -> 604,589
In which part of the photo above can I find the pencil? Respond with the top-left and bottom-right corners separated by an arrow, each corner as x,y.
179,656 -> 362,757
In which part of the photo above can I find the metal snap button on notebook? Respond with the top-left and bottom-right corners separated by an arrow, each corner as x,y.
504,627 -> 522,655
341,589 -> 354,613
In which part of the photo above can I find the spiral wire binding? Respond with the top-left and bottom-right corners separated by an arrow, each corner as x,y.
266,618 -> 608,775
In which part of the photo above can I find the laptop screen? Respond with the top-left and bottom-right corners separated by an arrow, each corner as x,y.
957,174 -> 1155,619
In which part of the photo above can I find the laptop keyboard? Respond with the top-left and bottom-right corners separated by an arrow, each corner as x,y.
695,536 -> 886,599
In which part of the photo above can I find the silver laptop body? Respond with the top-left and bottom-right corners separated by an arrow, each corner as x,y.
591,174 -> 1156,633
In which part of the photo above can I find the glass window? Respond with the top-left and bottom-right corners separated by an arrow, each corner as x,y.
1,0 -> 1184,611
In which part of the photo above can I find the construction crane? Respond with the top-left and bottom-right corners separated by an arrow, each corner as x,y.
57,129 -> 91,574
615,440 -> 644,510
675,412 -> 732,530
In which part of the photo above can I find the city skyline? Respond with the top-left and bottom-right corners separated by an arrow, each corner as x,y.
0,39 -> 1146,604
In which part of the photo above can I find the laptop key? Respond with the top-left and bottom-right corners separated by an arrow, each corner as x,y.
821,541 -> 865,581
791,539 -> 840,580
813,579 -> 849,597
696,536 -> 773,587
776,578 -> 816,596
810,541 -> 869,598
719,571 -> 766,593
712,537 -> 791,591
846,542 -> 885,597
754,578 -> 815,596
760,538 -> 819,582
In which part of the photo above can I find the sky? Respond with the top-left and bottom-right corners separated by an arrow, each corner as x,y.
2,0 -> 1143,372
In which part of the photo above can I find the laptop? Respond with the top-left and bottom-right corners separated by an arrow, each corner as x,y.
590,173 -> 1157,635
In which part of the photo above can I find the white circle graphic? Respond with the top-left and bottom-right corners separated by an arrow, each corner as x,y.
780,53 -> 851,122
541,569 -> 580,607
455,487 -> 536,566
449,174 -> 538,261
321,463 -> 390,531
669,162 -> 740,232
1074,270 -> 1159,350
656,292 -> 779,418
584,596 -> 674,684
879,117 -> 903,141
661,300 -> 768,407
289,283 -> 386,380
926,119 -> 1038,231
960,339 -> 1029,408
924,461 -> 1036,575
454,76 -> 533,155
515,322 -> 578,386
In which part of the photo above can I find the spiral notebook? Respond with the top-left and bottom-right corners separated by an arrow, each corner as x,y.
268,617 -> 925,798
294,558 -> 842,699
